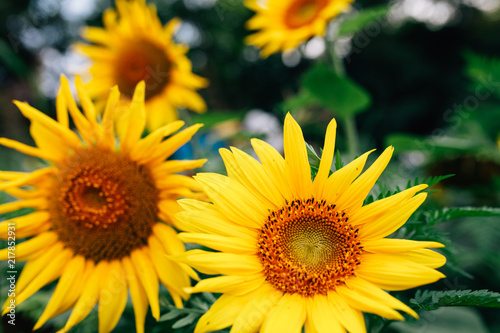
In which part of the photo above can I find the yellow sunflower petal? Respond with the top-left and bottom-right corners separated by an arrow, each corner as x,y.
312,118 -> 337,198
13,100 -> 81,147
363,238 -> 445,254
172,249 -> 263,276
195,292 -> 260,333
261,293 -> 306,333
0,231 -> 58,261
0,137 -> 58,161
11,248 -> 72,310
307,295 -> 344,333
335,146 -> 394,213
176,200 -> 256,239
194,173 -> 267,229
322,150 -> 373,203
187,274 -> 265,296
229,147 -> 284,206
359,193 -> 427,240
357,253 -> 446,291
148,235 -> 189,300
230,283 -> 283,333
100,85 -> 120,150
284,113 -> 312,198
342,277 -> 418,318
251,138 -> 293,200
178,233 -> 256,254
0,211 -> 50,239
123,256 -> 148,333
350,184 -> 428,226
2,242 -> 64,315
130,248 -> 160,320
328,293 -> 366,333
119,81 -> 146,154
61,261 -> 109,332
34,255 -> 86,330
98,260 -> 128,333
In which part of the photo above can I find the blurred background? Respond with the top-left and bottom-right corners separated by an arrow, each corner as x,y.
0,0 -> 499,332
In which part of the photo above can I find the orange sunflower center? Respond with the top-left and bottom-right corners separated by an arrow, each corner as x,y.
284,0 -> 327,29
115,39 -> 171,100
257,198 -> 363,297
49,146 -> 159,262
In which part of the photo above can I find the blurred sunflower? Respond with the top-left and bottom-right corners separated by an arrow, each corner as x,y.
245,0 -> 354,57
76,0 -> 208,131
174,113 -> 446,332
0,77 -> 204,333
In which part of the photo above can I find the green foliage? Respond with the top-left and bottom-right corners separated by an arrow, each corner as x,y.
410,289 -> 500,311
302,63 -> 371,118
338,5 -> 390,37
464,51 -> 500,99
156,293 -> 217,332
386,133 -> 488,155
334,149 -> 344,171
419,206 -> 500,226
306,142 -> 321,179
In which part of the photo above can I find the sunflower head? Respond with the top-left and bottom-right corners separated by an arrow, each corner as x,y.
76,0 -> 208,130
173,113 -> 446,333
0,76 -> 205,333
245,0 -> 354,57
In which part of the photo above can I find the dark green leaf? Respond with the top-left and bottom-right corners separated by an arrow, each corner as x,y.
158,309 -> 183,322
282,89 -> 319,111
411,289 -> 500,311
306,142 -> 321,179
334,149 -> 344,170
418,206 -> 500,226
171,313 -> 199,329
338,5 -> 390,37
303,63 -> 371,118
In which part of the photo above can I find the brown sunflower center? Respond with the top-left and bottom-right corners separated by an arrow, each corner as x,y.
284,0 -> 327,29
115,39 -> 171,100
257,198 -> 362,297
50,146 -> 159,262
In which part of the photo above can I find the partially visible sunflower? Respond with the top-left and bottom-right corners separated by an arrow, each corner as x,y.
245,0 -> 354,57
0,77 -> 205,333
76,0 -> 208,130
174,113 -> 446,332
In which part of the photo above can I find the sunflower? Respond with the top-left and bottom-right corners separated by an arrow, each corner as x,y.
245,0 -> 354,57
173,113 -> 446,332
76,0 -> 208,131
0,77 -> 205,333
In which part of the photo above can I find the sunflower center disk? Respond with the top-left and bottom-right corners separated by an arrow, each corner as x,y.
50,147 -> 159,262
285,0 -> 326,29
257,198 -> 363,297
115,39 -> 171,100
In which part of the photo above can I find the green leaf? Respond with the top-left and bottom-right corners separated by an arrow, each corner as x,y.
338,5 -> 390,37
386,133 -> 486,154
282,89 -> 318,111
306,142 -> 321,179
158,309 -> 183,322
411,290 -> 500,311
190,110 -> 247,129
334,150 -> 344,171
463,51 -> 500,99
171,313 -> 199,329
414,174 -> 454,189
0,39 -> 30,78
418,206 -> 500,226
302,63 -> 371,118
